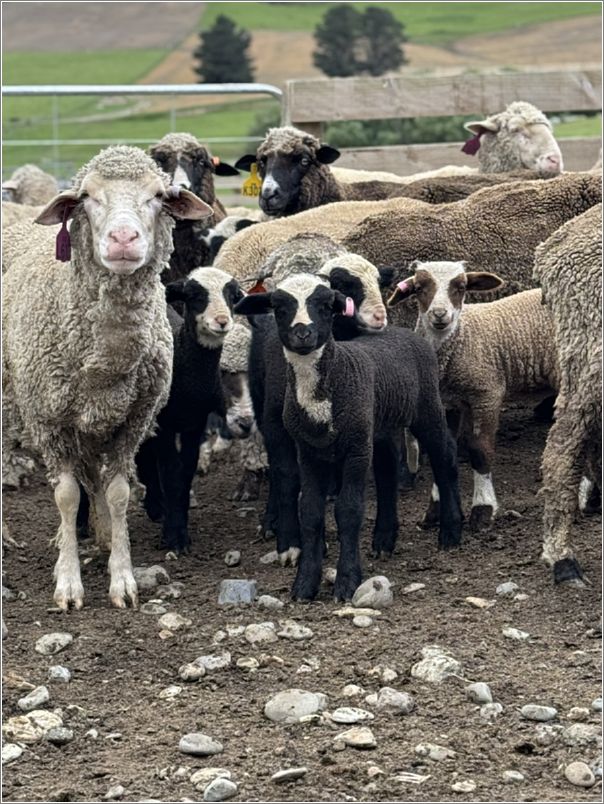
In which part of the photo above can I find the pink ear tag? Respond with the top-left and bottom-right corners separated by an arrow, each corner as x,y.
344,297 -> 355,317
55,206 -> 71,262
461,132 -> 483,156
397,280 -> 410,293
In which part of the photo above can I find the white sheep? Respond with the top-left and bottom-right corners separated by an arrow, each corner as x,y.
2,164 -> 59,205
2,145 -> 211,609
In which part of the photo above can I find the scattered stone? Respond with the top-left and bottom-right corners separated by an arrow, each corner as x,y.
224,550 -> 241,567
104,785 -> 125,800
297,656 -> 320,673
411,645 -> 461,683
86,728 -> 99,740
465,682 -> 493,704
565,761 -> 595,788
133,565 -> 170,591
592,698 -> 602,712
236,657 -> 259,672
140,601 -> 167,615
45,727 -> 74,745
503,626 -> 530,641
245,622 -> 278,645
496,581 -> 519,597
18,685 -> 50,712
341,684 -> 365,698
257,595 -> 284,611
3,710 -> 63,743
2,744 -> 23,765
264,689 -> 327,724
480,702 -> 504,720
333,606 -> 382,619
402,582 -> 425,595
194,652 -> 232,672
213,630 -> 227,644
562,723 -> 601,747
451,780 -> 476,793
568,707 -> 591,722
514,593 -> 529,602
464,596 -> 493,609
179,733 -> 223,757
353,615 -> 373,628
190,769 -> 231,791
352,576 -> 393,609
159,685 -> 182,700
2,585 -> 16,601
367,665 -> 398,683
158,613 -> 191,632
373,687 -> 415,715
259,551 -> 278,565
218,579 -> 257,606
365,693 -> 378,706
332,739 -> 346,752
156,582 -> 185,600
158,628 -> 174,640
271,767 -> 308,784
521,704 -> 557,722
534,724 -> 563,746
392,772 -> 431,785
335,726 -> 376,749
277,619 -> 313,640
367,765 -> 384,778
48,665 -> 71,683
179,663 -> 206,682
503,770 -> 525,783
330,707 -> 374,724
322,567 -> 337,584
203,778 -> 238,802
34,632 -> 73,655
415,742 -> 456,761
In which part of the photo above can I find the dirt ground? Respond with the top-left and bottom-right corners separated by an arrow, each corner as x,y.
2,398 -> 601,803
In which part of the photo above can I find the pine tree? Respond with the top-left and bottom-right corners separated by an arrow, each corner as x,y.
193,15 -> 255,83
312,5 -> 362,78
358,7 -> 407,76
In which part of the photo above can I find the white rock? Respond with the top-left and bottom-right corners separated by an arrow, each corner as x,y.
364,693 -> 378,706
46,726 -> 74,745
141,601 -> 167,615
465,682 -> 493,704
159,685 -> 182,700
353,615 -> 373,628
334,726 -> 376,749
245,622 -> 278,645
224,550 -> 241,567
521,704 -> 557,722
451,780 -> 476,793
213,630 -> 227,644
333,606 -> 382,618
86,728 -> 99,739
179,733 -> 223,756
568,707 -> 591,722
236,657 -> 259,672
277,619 -> 313,640
190,769 -> 231,791
330,707 -> 374,724
562,723 -> 601,747
18,685 -> 50,712
564,761 -> 595,788
156,581 -> 185,599
2,744 -> 23,765
133,565 -> 170,591
415,742 -> 455,761
48,665 -> 71,683
34,632 -> 73,655
534,724 -> 563,746
392,772 -> 431,785
194,652 -> 232,672
203,778 -> 238,801
259,551 -> 279,565
464,596 -> 493,609
322,567 -> 337,584
480,702 -> 504,720
158,613 -> 191,632
411,646 -> 461,683
271,767 -> 308,784
225,625 -> 245,637
514,593 -> 529,601
352,576 -> 393,609
592,697 -> 602,712
341,684 -> 364,698
104,784 -> 125,800
218,579 -> 256,606
496,581 -> 519,597
367,665 -> 398,683
503,770 -> 525,783
503,626 -> 530,641
179,663 -> 206,682
264,689 -> 327,724
2,710 -> 63,744
402,582 -> 425,595
257,595 -> 284,611
374,687 -> 415,715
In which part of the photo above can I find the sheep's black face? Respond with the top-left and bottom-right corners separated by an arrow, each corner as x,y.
150,148 -> 212,197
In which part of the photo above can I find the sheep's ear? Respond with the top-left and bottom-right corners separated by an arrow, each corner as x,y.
465,272 -> 505,292
377,265 -> 396,288
2,180 -> 18,191
214,161 -> 240,176
332,289 -> 348,314
387,276 -> 417,307
464,119 -> 498,135
316,145 -> 341,165
234,154 -> 257,172
235,218 -> 257,233
34,190 -> 79,225
234,292 -> 273,316
163,188 -> 212,220
166,279 -> 191,303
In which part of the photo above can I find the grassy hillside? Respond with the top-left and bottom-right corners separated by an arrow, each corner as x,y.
201,2 -> 601,43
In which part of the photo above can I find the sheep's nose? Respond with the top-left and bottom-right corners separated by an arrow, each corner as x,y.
214,314 -> 230,329
372,309 -> 386,326
546,155 -> 560,167
237,416 -> 254,435
109,226 -> 139,245
432,307 -> 448,320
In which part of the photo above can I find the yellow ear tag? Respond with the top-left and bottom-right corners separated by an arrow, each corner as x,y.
242,162 -> 262,198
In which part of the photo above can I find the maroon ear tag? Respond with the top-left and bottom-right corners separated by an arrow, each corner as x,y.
55,207 -> 71,262
248,279 -> 267,294
461,132 -> 483,156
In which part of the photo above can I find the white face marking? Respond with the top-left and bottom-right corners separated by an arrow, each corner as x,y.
414,260 -> 467,348
262,173 -> 280,195
189,266 -> 235,348
278,273 -> 329,327
578,476 -> 594,512
284,345 -> 332,425
472,471 -> 498,512
321,255 -> 387,331
173,157 -> 191,189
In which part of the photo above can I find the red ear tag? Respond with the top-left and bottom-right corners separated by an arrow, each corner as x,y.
248,279 -> 267,294
55,206 -> 71,262
397,280 -> 410,293
461,132 -> 483,156
344,297 -> 355,317
211,156 -> 220,166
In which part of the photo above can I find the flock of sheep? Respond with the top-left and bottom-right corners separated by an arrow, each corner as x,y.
1,99 -> 601,611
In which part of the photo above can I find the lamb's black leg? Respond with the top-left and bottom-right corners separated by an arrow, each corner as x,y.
157,429 -> 189,553
292,450 -> 330,601
175,430 -> 203,552
76,484 -> 90,539
372,437 -> 400,558
333,452 -> 369,601
135,437 -> 164,523
264,414 -> 301,565
418,421 -> 463,550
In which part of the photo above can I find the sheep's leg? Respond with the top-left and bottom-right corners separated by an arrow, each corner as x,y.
372,437 -> 400,558
106,473 -> 137,608
53,471 -> 84,610
417,418 -> 462,550
263,416 -> 301,566
540,403 -> 590,584
156,428 -> 188,553
135,436 -> 164,523
91,486 -> 113,551
333,452 -> 369,602
291,450 -> 331,601
466,406 -> 501,532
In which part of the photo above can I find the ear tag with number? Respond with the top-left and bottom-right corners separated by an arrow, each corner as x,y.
242,162 -> 262,198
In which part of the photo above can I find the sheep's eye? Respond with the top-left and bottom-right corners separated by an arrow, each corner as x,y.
458,284 -> 467,293
300,156 -> 310,167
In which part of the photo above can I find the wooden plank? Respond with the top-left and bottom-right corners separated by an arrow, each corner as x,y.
287,67 -> 602,124
336,137 -> 602,176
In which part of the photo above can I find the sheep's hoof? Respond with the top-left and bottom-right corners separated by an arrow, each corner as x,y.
279,546 -> 301,567
420,500 -> 440,530
371,529 -> 396,558
291,571 -> 320,602
553,557 -> 585,586
469,505 -> 494,532
398,465 -> 417,493
159,527 -> 191,554
438,520 -> 462,550
533,394 -> 557,423
144,500 -> 164,523
333,569 -> 362,603
53,583 -> 84,611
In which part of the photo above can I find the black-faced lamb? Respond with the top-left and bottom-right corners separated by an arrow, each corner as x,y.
135,267 -> 244,553
388,261 -> 559,531
2,163 -> 59,205
236,273 -> 462,601
532,204 -> 602,585
2,145 -> 212,608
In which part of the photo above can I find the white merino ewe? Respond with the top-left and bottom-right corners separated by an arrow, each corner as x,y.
2,145 -> 212,609
2,164 -> 59,205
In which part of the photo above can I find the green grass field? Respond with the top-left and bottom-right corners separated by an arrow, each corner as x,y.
201,2 -> 600,44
